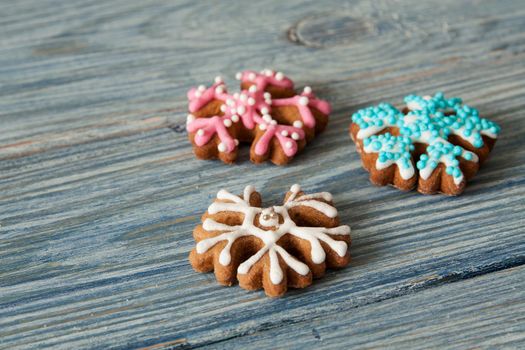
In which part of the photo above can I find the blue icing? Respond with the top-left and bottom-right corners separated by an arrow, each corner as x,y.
352,103 -> 403,128
403,93 -> 500,141
353,93 -> 501,183
366,133 -> 414,170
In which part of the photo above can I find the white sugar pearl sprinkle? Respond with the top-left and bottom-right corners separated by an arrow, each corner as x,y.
198,85 -> 206,91
260,107 -> 269,114
233,92 -> 240,99
214,76 -> 223,83
259,124 -> 267,130
231,115 -> 239,122
194,90 -> 202,97
264,92 -> 271,99
240,94 -> 247,101
293,120 -> 303,128
218,143 -> 226,152
234,139 -> 239,146
281,130 -> 289,137
197,129 -> 205,136
270,120 -> 277,125
275,72 -> 284,80
187,114 -> 195,122
292,132 -> 300,140
230,108 -> 237,115
298,96 -> 309,106
220,105 -> 227,112
249,85 -> 257,93
248,98 -> 256,106
223,119 -> 232,127
237,106 -> 246,114
215,85 -> 224,93
235,72 -> 242,80
264,69 -> 273,77
226,99 -> 234,106
263,114 -> 272,122
303,86 -> 312,94
285,141 -> 293,149
248,73 -> 256,81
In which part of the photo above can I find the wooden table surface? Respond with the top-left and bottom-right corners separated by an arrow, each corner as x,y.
1,0 -> 524,349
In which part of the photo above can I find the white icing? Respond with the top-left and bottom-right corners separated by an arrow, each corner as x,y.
195,185 -> 351,285
284,200 -> 338,218
295,192 -> 333,202
258,207 -> 280,227
268,248 -> 282,284
481,129 -> 498,139
416,131 -> 478,185
243,185 -> 255,201
418,148 -> 478,185
406,100 -> 423,111
450,126 -> 498,146
356,124 -> 390,139
298,96 -> 309,106
363,138 -> 415,180
406,95 -> 431,110
403,113 -> 420,124
358,112 -> 483,186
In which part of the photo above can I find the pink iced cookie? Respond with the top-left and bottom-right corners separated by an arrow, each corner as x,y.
185,69 -> 331,165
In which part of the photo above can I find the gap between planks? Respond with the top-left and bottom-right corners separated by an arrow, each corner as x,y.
135,255 -> 525,349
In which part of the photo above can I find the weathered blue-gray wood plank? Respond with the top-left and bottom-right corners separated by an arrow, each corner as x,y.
0,0 -> 524,349
211,266 -> 525,349
1,127 -> 523,349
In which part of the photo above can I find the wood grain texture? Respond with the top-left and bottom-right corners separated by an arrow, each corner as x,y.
211,266 -> 525,349
0,0 -> 524,349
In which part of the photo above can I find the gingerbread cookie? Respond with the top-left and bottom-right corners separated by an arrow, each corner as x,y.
189,184 -> 351,297
350,93 -> 500,195
185,69 -> 331,165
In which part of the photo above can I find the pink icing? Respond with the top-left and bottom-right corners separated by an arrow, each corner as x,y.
186,116 -> 236,152
188,82 -> 229,113
239,69 -> 294,91
185,70 -> 330,158
272,92 -> 332,129
254,123 -> 305,157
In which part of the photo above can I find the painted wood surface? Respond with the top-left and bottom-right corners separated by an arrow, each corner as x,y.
0,0 -> 524,349
216,266 -> 525,349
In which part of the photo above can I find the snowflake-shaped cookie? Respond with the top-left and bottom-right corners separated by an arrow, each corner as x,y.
189,184 -> 351,297
350,93 -> 500,195
185,69 -> 331,165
